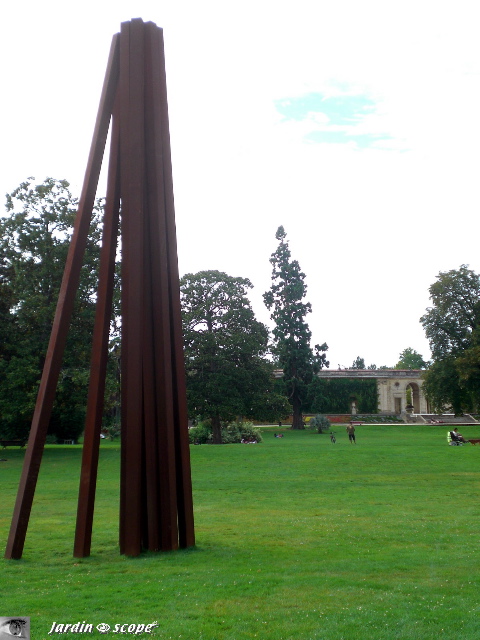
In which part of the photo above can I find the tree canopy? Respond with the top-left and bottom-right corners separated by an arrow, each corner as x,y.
263,226 -> 328,428
351,356 -> 366,369
421,265 -> 480,360
395,347 -> 428,370
181,270 -> 288,443
0,178 -> 117,440
420,265 -> 480,413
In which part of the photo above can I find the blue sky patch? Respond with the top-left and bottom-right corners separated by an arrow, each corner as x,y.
275,93 -> 376,126
275,92 -> 390,148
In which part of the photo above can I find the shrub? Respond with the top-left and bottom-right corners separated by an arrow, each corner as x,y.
188,420 -> 263,444
309,414 -> 331,433
101,423 -> 121,440
226,421 -> 262,444
188,421 -> 212,444
350,414 -> 400,424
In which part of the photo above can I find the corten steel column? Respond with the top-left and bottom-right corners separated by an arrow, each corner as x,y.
148,24 -> 195,550
73,95 -> 121,559
5,18 -> 195,560
4,34 -> 120,561
118,18 -> 146,557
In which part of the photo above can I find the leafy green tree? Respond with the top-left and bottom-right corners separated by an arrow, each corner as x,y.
351,356 -> 366,369
181,270 -> 288,444
395,347 -> 428,369
0,267 -> 16,361
421,265 -> 480,360
420,265 -> 480,413
0,178 -> 111,440
455,344 -> 480,410
421,358 -> 469,415
263,226 -> 328,429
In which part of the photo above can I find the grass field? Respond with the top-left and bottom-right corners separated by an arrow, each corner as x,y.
1,424 -> 480,639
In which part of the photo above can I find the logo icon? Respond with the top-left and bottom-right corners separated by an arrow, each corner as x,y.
96,623 -> 111,634
0,617 -> 30,639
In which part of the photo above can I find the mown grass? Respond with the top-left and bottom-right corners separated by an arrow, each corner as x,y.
1,425 -> 480,639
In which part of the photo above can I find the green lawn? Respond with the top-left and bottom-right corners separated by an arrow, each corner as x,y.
1,425 -> 480,639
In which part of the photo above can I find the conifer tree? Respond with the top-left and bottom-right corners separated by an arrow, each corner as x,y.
264,226 -> 328,429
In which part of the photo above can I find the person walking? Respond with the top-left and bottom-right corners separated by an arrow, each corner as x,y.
346,423 -> 356,444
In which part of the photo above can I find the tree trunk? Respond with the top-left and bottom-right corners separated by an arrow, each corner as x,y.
211,415 -> 222,444
291,394 -> 304,429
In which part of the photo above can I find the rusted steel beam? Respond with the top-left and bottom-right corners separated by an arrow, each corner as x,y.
150,25 -> 195,548
5,34 -> 120,560
119,18 -> 147,557
74,96 -> 121,558
141,203 -> 162,551
144,22 -> 180,552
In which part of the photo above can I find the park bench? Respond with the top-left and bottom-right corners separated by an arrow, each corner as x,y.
0,439 -> 27,449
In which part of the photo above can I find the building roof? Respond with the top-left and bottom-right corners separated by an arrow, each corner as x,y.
316,369 -> 424,379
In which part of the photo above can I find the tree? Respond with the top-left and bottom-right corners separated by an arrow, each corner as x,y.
395,347 -> 428,370
421,265 -> 480,360
454,345 -> 480,410
181,270 -> 288,443
420,265 -> 480,413
263,226 -> 329,429
0,178 -> 114,440
351,356 -> 366,369
421,358 -> 469,415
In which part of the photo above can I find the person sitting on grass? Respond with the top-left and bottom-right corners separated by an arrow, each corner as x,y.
450,428 -> 469,443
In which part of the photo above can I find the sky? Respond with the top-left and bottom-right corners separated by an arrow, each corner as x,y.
2,0 -> 480,369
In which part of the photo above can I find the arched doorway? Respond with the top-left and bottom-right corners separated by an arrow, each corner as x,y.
350,396 -> 358,415
406,383 -> 421,413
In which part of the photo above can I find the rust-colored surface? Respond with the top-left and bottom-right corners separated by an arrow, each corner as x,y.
5,19 -> 195,560
73,94 -> 121,559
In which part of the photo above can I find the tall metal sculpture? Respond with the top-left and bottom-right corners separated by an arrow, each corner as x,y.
5,19 -> 195,559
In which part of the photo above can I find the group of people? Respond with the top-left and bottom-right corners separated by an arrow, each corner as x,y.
271,424 -> 476,447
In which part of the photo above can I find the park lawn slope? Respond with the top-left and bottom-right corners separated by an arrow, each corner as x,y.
1,425 -> 479,639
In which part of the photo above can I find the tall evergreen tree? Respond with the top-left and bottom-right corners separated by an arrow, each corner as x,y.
264,226 -> 328,429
